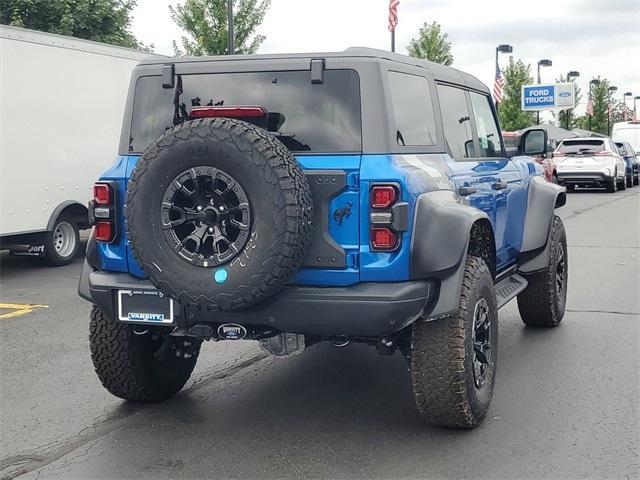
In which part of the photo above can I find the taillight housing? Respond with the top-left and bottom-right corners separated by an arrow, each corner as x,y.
371,185 -> 397,209
91,182 -> 116,242
371,227 -> 398,251
95,221 -> 115,242
93,183 -> 112,205
190,106 -> 266,119
369,183 -> 406,252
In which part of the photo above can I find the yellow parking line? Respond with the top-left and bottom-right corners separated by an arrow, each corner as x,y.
0,303 -> 49,319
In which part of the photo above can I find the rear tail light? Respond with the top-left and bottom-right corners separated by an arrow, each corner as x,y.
369,184 -> 404,252
595,151 -> 613,157
93,183 -> 112,204
371,227 -> 398,250
371,185 -> 397,209
95,221 -> 115,242
191,106 -> 266,119
91,182 -> 116,242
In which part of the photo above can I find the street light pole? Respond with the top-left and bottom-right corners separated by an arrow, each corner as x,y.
608,86 -> 617,136
565,70 -> 580,130
227,0 -> 234,55
536,59 -> 552,125
494,44 -> 513,112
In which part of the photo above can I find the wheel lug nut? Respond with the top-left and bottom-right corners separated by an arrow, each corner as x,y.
219,206 -> 225,212
208,227 -> 214,233
196,205 -> 203,211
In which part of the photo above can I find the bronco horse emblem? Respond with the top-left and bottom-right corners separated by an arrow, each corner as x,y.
333,201 -> 353,226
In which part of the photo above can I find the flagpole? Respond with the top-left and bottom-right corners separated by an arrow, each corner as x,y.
391,30 -> 395,52
227,0 -> 234,55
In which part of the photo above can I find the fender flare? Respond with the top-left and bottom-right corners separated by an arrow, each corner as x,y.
46,201 -> 88,232
410,190 -> 492,319
518,176 -> 566,273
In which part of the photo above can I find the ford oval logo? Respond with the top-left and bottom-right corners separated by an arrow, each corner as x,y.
559,92 -> 571,97
217,323 -> 247,340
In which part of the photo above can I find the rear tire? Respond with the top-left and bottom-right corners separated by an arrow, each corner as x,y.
634,173 -> 639,186
517,216 -> 567,327
410,256 -> 498,428
89,306 -> 199,402
606,174 -> 617,193
626,173 -> 633,188
43,215 -> 79,266
618,174 -> 627,190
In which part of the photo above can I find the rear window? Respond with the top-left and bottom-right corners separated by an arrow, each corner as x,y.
129,70 -> 362,153
557,139 -> 605,155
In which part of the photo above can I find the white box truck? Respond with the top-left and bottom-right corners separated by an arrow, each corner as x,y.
0,25 -> 161,265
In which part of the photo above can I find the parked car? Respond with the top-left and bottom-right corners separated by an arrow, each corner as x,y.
554,138 -> 627,192
0,25 -> 157,265
503,131 -> 558,183
614,141 -> 639,187
79,48 -> 567,429
612,121 -> 640,156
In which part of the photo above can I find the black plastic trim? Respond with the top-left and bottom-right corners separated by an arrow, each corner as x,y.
82,269 -> 435,337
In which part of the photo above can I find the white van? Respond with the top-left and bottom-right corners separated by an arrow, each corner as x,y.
612,121 -> 640,156
0,26 -> 159,265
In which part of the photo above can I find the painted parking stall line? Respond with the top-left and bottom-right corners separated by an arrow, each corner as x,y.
0,302 -> 49,319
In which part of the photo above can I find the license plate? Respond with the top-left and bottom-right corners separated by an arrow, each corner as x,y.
117,290 -> 174,324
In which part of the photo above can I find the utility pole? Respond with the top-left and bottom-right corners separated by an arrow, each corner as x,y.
227,0 -> 234,55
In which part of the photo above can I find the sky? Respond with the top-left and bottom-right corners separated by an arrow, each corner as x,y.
131,0 -> 640,117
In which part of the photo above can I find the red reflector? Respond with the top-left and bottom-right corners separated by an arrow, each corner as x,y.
371,185 -> 397,209
93,184 -> 112,205
191,106 -> 266,119
95,221 -> 114,242
371,227 -> 398,250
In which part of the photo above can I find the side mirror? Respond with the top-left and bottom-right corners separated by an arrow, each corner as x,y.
521,129 -> 548,156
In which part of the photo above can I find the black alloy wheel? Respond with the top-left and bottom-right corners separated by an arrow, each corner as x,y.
161,167 -> 251,267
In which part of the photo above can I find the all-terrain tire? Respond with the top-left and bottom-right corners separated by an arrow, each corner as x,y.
126,117 -> 313,312
89,306 -> 199,402
410,256 -> 498,428
517,215 -> 568,327
43,214 -> 79,266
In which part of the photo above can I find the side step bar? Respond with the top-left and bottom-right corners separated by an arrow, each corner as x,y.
495,273 -> 528,309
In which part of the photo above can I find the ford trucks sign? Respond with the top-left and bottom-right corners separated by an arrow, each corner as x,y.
521,83 -> 576,111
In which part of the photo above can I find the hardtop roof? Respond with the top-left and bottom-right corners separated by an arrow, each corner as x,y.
137,47 -> 487,92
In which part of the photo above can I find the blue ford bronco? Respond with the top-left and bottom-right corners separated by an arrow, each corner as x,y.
79,48 -> 568,428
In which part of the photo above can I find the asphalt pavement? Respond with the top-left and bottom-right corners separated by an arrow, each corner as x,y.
1,187 -> 638,480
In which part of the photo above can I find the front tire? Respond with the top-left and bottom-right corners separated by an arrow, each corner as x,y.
517,216 -> 567,327
618,173 -> 627,190
410,256 -> 498,428
607,173 -> 617,193
89,306 -> 199,402
43,215 -> 79,266
626,173 -> 633,188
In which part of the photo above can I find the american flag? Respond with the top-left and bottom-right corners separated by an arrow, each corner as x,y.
586,96 -> 594,116
388,0 -> 399,32
492,63 -> 505,104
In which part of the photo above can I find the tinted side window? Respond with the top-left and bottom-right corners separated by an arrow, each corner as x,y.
388,71 -> 437,146
436,84 -> 474,159
470,92 -> 502,157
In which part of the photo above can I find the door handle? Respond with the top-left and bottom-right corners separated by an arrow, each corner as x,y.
458,186 -> 476,196
491,181 -> 508,190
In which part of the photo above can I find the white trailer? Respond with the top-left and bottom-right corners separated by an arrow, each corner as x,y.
0,25 -> 160,265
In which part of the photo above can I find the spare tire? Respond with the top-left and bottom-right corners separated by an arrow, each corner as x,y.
126,118 -> 313,311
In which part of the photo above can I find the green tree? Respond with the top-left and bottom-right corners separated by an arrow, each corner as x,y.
0,0 -> 150,50
170,0 -> 270,56
589,78 -> 610,135
407,21 -> 453,66
498,57 -> 535,131
556,74 -> 582,130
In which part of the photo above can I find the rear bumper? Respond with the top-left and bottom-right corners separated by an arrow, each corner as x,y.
557,171 -> 612,186
79,261 -> 436,337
